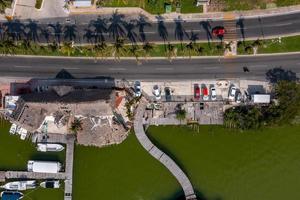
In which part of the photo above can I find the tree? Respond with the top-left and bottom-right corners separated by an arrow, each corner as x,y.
224,106 -> 263,130
60,41 -> 75,56
185,42 -> 196,59
142,42 -> 153,60
108,11 -> 126,41
128,45 -> 142,64
176,104 -> 187,123
0,39 -> 17,55
111,37 -> 127,61
0,0 -> 11,14
69,118 -> 83,134
88,16 -> 107,43
165,43 -> 177,62
92,42 -> 108,61
273,80 -> 300,124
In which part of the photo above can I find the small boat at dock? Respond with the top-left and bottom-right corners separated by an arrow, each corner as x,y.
0,180 -> 36,191
40,180 -> 60,189
0,191 -> 24,200
36,143 -> 64,152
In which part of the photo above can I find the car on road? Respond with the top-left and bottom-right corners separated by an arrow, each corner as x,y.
212,26 -> 225,37
134,81 -> 142,97
153,85 -> 161,100
164,87 -> 172,102
202,85 -> 209,101
194,84 -> 200,100
211,87 -> 217,101
228,86 -> 237,101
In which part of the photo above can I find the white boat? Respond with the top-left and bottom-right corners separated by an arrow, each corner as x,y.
0,180 -> 36,191
9,124 -> 17,135
0,191 -> 24,199
36,143 -> 64,152
40,180 -> 60,189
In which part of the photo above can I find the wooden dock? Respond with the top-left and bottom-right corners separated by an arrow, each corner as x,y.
4,171 -> 66,179
35,132 -> 75,200
134,98 -> 197,200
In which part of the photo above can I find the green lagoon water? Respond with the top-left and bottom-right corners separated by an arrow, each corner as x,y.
147,125 -> 300,200
2,117 -> 300,200
73,133 -> 182,200
0,121 -> 65,199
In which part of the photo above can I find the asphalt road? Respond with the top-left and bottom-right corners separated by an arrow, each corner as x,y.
3,11 -> 300,44
1,54 -> 299,80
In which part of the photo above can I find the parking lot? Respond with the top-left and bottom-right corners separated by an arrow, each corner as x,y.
133,79 -> 271,104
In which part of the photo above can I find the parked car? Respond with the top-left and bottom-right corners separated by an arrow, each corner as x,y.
212,26 -> 225,37
202,85 -> 209,101
211,87 -> 217,101
153,85 -> 161,100
134,81 -> 142,97
164,87 -> 172,101
194,84 -> 200,100
228,86 -> 237,101
200,102 -> 204,110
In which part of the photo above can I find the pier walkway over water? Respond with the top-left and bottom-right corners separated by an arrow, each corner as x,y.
134,98 -> 197,200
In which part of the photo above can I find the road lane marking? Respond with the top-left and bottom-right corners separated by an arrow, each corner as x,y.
155,67 -> 174,70
64,67 -> 80,70
14,65 -> 32,68
109,68 -> 126,71
249,65 -> 268,68
202,66 -> 221,69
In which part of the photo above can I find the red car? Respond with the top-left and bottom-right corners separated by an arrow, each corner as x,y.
194,84 -> 200,100
212,26 -> 225,37
202,86 -> 209,101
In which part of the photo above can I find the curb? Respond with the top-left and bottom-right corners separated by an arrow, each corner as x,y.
4,51 -> 300,60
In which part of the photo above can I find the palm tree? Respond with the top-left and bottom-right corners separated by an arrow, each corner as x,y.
48,41 -> 59,53
0,0 -> 11,14
136,15 -> 151,43
129,45 -> 142,64
64,24 -> 77,42
176,104 -> 186,124
69,118 -> 83,134
88,16 -> 107,43
19,39 -> 34,54
92,42 -> 108,61
165,43 -> 177,62
185,42 -> 196,59
189,30 -> 199,45
0,39 -> 17,55
142,42 -> 153,60
124,21 -> 137,44
108,11 -> 126,41
111,37 -> 127,61
174,17 -> 187,49
60,41 -> 75,56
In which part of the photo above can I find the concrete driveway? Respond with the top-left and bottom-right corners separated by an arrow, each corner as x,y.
14,0 -> 68,19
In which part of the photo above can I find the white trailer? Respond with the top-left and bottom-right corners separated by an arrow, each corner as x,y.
251,94 -> 271,104
27,161 -> 61,173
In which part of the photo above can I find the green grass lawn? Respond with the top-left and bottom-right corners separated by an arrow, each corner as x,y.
0,120 -> 65,199
98,0 -> 201,14
147,125 -> 300,200
73,133 -> 182,200
35,0 -> 43,9
238,36 -> 300,54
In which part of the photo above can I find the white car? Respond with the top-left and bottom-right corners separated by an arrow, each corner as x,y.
153,85 -> 161,100
228,86 -> 237,101
211,87 -> 217,101
134,81 -> 142,97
